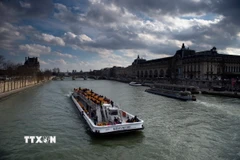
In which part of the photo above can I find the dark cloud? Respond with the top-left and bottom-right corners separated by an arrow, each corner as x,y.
0,0 -> 55,51
85,3 -> 125,24
112,0 -> 211,16
171,17 -> 240,52
213,0 -> 240,26
113,0 -> 238,52
110,0 -> 240,50
87,31 -> 147,50
1,0 -> 240,59
0,0 -> 54,21
0,22 -> 36,50
52,0 -> 240,55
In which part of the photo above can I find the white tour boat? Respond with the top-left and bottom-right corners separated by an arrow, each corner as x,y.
129,81 -> 142,86
71,88 -> 144,135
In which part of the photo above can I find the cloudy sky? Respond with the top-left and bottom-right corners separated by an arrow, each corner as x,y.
1,0 -> 240,71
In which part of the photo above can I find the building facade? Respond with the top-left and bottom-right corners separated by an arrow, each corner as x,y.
24,57 -> 40,71
132,44 -> 240,81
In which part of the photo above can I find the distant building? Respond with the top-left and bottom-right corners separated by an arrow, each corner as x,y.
24,57 -> 40,71
132,44 -> 240,81
101,68 -> 111,78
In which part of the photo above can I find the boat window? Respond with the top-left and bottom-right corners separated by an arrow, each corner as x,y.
109,110 -> 118,115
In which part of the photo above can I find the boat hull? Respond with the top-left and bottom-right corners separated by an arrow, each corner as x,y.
129,84 -> 142,86
71,94 -> 144,135
145,89 -> 193,101
129,82 -> 142,86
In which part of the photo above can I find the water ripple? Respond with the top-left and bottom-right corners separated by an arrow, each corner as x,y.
1,80 -> 240,160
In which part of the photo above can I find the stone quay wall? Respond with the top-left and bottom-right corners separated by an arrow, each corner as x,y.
0,77 -> 50,95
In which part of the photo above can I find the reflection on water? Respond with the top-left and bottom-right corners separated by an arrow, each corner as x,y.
0,79 -> 240,160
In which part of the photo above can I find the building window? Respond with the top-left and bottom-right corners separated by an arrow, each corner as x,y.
154,70 -> 158,78
149,70 -> 153,78
145,70 -> 148,78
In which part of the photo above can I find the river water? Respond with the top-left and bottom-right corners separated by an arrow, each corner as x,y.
0,79 -> 240,160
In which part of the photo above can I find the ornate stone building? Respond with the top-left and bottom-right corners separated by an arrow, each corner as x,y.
24,57 -> 40,71
132,44 -> 240,81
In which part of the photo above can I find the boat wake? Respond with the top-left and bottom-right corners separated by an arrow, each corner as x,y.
65,91 -> 72,97
196,100 -> 238,116
196,100 -> 221,109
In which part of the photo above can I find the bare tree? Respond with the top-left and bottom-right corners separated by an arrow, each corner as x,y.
0,55 -> 5,69
44,69 -> 52,79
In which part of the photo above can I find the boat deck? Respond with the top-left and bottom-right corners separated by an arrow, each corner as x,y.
71,88 -> 144,134
73,88 -> 140,126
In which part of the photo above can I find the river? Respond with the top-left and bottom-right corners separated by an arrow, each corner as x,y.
0,79 -> 240,160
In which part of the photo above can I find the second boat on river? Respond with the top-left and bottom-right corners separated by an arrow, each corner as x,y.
145,84 -> 197,101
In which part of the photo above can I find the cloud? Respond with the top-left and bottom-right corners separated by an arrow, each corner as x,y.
19,1 -> 31,9
63,32 -> 96,51
54,51 -> 76,58
52,2 -> 221,56
19,44 -> 51,57
35,33 -> 65,46
48,59 -> 67,65
218,47 -> 240,56
122,49 -> 171,60
39,59 -> 48,65
63,32 -> 92,42
0,22 -> 33,50
19,43 -> 77,59
0,23 -> 22,50
0,0 -> 54,23
2,0 -> 240,72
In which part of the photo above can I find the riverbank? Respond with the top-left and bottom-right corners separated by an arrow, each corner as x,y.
0,80 -> 50,100
201,89 -> 240,98
107,78 -> 240,99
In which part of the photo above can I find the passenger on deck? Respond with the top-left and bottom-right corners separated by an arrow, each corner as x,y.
111,101 -> 114,107
91,111 -> 95,118
133,116 -> 139,122
114,117 -> 117,123
94,116 -> 98,125
126,116 -> 130,123
117,117 -> 121,124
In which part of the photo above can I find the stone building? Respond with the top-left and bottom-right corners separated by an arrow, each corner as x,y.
132,44 -> 240,81
24,57 -> 40,71
114,66 -> 133,78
